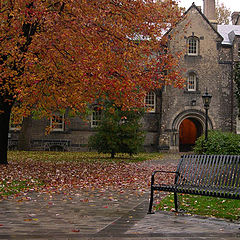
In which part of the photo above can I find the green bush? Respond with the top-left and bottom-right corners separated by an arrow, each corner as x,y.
89,105 -> 145,158
194,130 -> 240,155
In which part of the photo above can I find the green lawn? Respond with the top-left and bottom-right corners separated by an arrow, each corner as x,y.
7,151 -> 163,163
156,193 -> 240,221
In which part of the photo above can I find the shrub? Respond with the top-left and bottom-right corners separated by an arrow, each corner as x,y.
89,106 -> 145,158
194,130 -> 240,155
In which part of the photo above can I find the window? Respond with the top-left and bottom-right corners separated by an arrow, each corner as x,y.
187,37 -> 199,56
50,113 -> 64,131
144,92 -> 156,112
91,107 -> 102,127
9,116 -> 22,131
187,73 -> 197,91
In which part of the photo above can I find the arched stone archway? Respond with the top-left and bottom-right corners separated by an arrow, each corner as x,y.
170,110 -> 213,152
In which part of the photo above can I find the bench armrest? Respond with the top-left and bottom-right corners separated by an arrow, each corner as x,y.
150,170 -> 179,186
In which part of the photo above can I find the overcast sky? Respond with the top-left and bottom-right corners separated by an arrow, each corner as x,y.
178,0 -> 240,12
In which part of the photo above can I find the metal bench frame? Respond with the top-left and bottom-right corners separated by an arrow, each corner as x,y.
148,155 -> 240,214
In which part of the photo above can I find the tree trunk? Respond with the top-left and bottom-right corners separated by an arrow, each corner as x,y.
18,116 -> 31,150
0,99 -> 12,164
111,151 -> 115,158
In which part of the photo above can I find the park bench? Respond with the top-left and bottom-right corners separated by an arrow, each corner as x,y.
148,155 -> 240,214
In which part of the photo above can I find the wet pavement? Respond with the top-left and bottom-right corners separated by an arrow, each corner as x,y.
0,153 -> 240,239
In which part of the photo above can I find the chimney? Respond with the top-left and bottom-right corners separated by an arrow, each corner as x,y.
203,0 -> 217,28
231,12 -> 240,25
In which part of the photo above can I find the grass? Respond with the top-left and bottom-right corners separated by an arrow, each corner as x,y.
0,180 -> 44,196
156,193 -> 240,221
7,151 -> 163,163
2,151 -> 164,197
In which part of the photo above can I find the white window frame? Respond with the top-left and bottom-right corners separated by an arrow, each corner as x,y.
187,73 -> 197,92
50,113 -> 64,132
187,37 -> 199,56
144,92 -> 156,113
91,107 -> 102,127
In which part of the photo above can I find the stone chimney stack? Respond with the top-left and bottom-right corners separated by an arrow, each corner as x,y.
231,12 -> 240,25
203,0 -> 217,27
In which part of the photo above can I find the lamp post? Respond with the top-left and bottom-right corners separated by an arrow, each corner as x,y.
202,89 -> 212,142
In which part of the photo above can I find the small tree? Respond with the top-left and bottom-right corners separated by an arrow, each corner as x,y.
89,105 -> 145,158
216,1 -> 231,25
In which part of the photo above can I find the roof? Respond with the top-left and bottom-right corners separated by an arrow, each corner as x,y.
217,25 -> 240,45
166,3 -> 223,42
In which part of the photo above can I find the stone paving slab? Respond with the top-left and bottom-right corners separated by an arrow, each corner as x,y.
127,203 -> 240,235
1,192 -> 239,239
0,189 -> 146,236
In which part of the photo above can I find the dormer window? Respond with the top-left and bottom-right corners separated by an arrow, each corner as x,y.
187,37 -> 199,56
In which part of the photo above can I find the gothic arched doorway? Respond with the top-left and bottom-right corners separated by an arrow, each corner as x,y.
179,118 -> 203,152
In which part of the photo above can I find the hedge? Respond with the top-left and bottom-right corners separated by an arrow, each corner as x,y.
194,130 -> 240,155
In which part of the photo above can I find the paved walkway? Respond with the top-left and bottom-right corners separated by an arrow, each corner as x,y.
0,154 -> 240,239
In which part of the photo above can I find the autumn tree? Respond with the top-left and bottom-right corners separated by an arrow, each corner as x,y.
216,1 -> 231,25
0,0 -> 183,164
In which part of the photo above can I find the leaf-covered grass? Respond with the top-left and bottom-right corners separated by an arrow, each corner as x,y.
156,193 -> 240,221
7,151 -> 163,163
1,151 -> 176,199
0,180 -> 44,196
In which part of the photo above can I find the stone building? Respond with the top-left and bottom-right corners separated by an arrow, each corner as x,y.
158,0 -> 240,152
8,0 -> 240,152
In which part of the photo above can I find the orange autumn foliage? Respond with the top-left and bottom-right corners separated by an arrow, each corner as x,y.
1,0 -> 184,118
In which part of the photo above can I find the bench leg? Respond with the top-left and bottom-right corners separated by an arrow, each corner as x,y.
174,192 -> 178,212
147,187 -> 155,214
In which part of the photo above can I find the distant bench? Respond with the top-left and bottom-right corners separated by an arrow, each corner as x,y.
31,139 -> 71,151
148,155 -> 240,214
